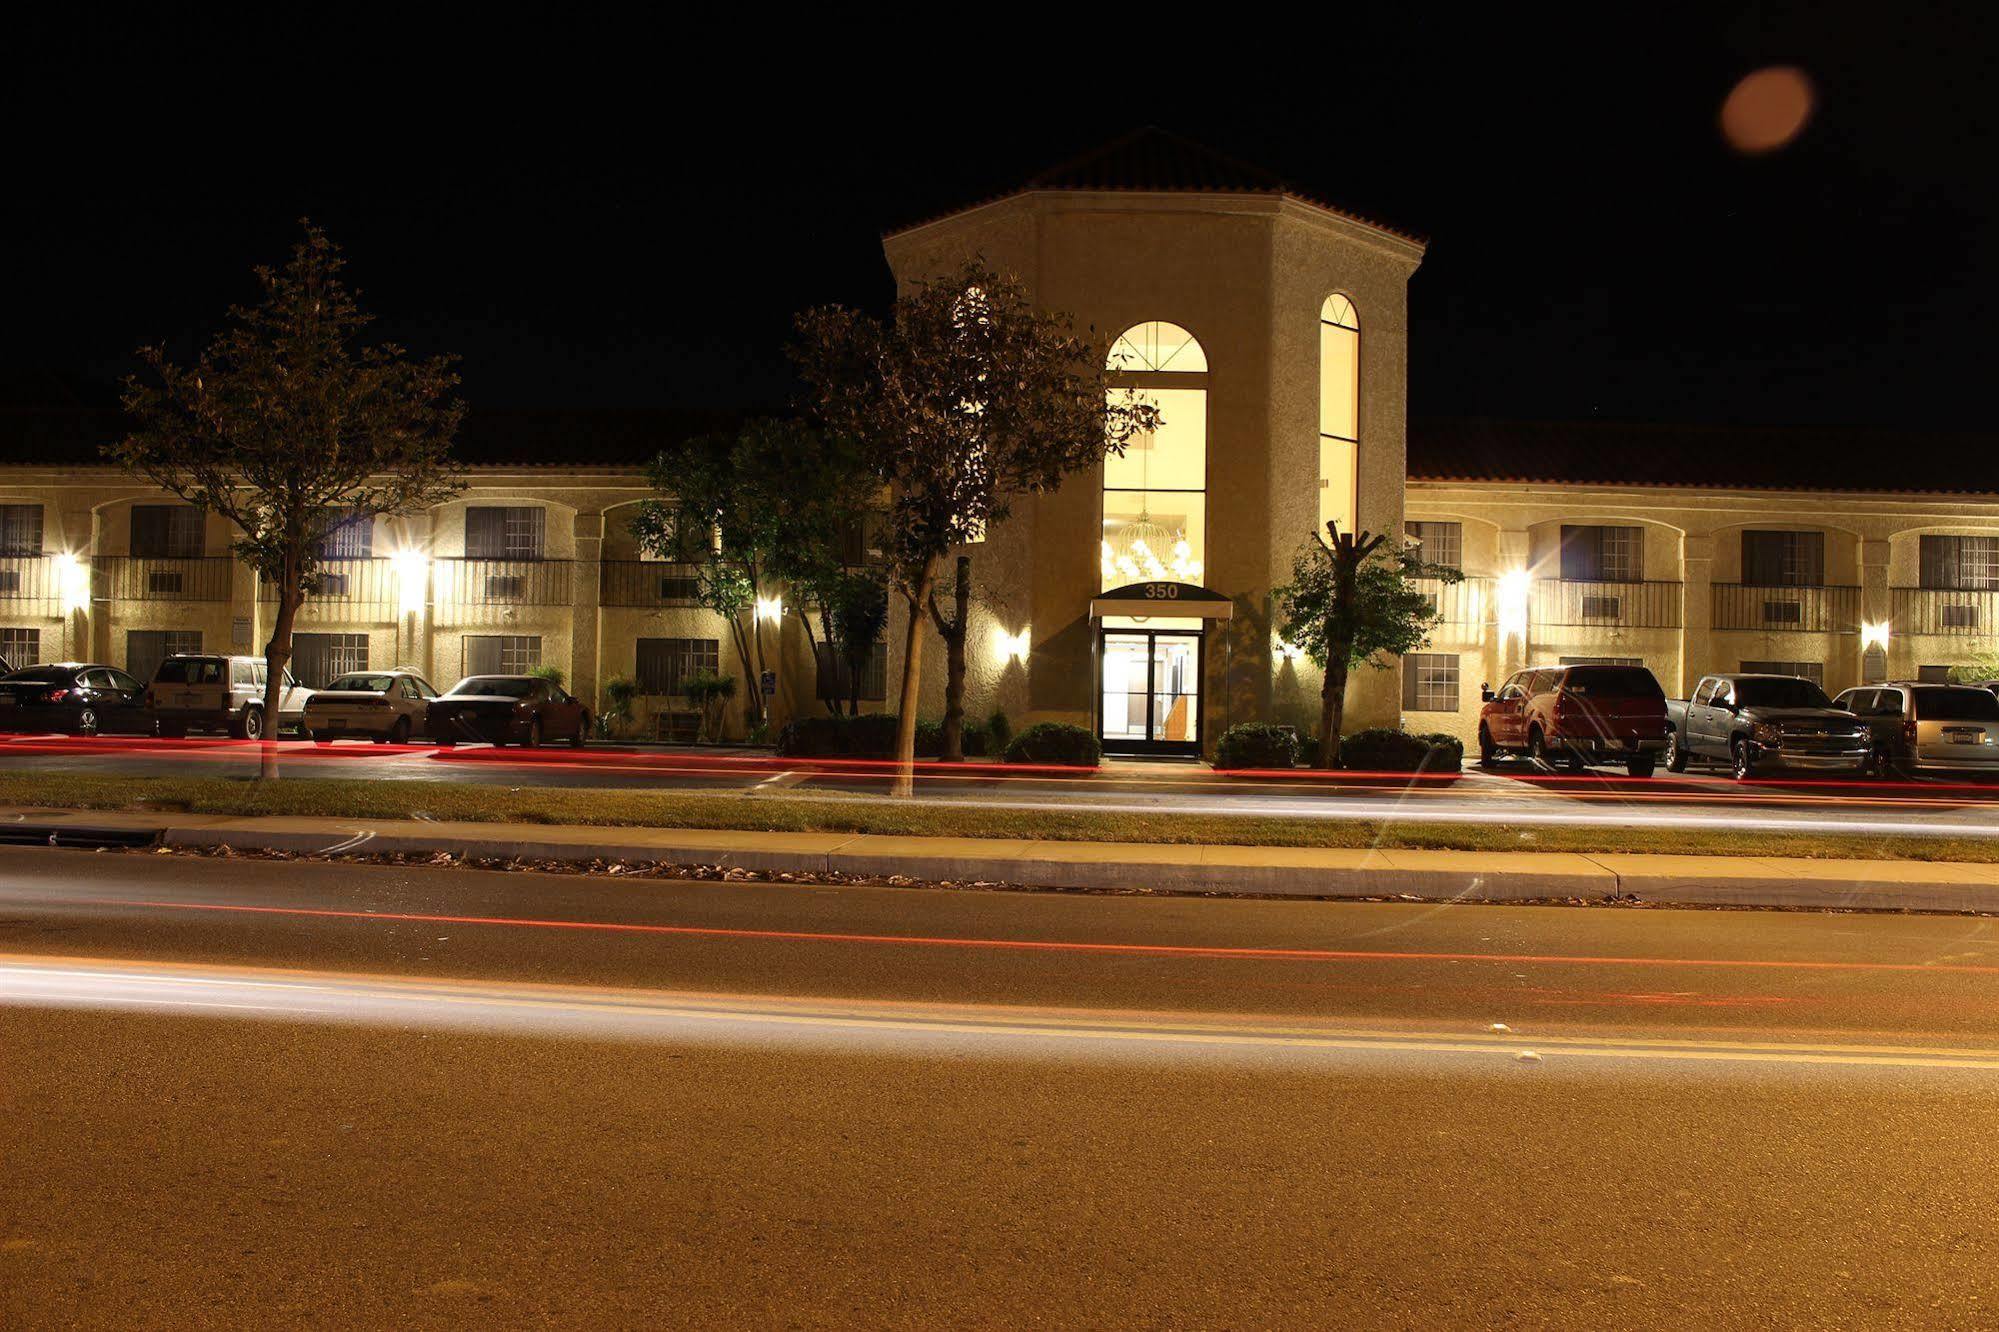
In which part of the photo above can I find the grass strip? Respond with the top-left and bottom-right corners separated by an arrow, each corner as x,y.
0,772 -> 1993,865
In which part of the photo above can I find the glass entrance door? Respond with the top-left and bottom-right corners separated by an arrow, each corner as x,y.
1098,629 -> 1203,755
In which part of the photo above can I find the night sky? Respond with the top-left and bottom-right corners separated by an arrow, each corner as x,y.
5,10 -> 1996,460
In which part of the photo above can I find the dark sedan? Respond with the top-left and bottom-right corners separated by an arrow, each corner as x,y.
426,675 -> 589,748
0,663 -> 152,736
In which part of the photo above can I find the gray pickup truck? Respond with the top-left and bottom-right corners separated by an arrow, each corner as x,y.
1663,673 -> 1871,778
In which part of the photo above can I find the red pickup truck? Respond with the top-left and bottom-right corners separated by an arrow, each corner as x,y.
1477,664 -> 1671,776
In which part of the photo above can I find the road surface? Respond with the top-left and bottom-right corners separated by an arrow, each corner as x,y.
3,846 -> 1999,1325
5,732 -> 1999,841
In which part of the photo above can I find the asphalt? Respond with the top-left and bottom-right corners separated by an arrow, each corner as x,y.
7,732 -> 1999,843
4,848 -> 1999,1326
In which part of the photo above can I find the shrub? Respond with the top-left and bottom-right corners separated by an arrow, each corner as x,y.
774,713 -> 900,758
985,709 -> 1014,754
527,664 -> 566,688
1336,727 -> 1464,773
1004,721 -> 1102,767
1212,722 -> 1299,770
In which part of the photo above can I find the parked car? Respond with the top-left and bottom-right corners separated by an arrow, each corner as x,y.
1478,664 -> 1670,776
146,654 -> 313,739
1974,679 -> 1999,699
425,675 -> 590,747
303,669 -> 442,744
0,663 -> 151,736
1831,682 -> 1999,776
1663,673 -> 1871,778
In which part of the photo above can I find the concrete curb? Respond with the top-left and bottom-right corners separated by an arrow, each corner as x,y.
5,806 -> 1996,913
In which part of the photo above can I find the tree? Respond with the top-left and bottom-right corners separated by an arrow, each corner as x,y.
630,418 -> 872,733
115,224 -> 463,778
821,567 -> 889,717
1273,522 -> 1460,769
793,261 -> 1155,792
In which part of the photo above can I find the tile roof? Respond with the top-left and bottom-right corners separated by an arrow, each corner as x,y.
888,127 -> 1425,246
1409,417 -> 1999,497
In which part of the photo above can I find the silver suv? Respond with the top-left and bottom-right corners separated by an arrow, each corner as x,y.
1833,681 -> 1999,776
146,654 -> 314,739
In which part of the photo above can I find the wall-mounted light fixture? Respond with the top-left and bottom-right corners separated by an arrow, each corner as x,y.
391,548 -> 430,615
993,626 -> 1030,663
1497,569 -> 1530,644
1861,620 -> 1891,652
54,552 -> 89,615
755,595 -> 785,626
1274,636 -> 1304,664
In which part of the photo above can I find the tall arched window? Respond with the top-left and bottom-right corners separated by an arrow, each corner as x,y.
1102,321 -> 1207,588
1319,294 -> 1360,539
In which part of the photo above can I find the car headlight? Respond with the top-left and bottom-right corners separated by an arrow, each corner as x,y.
1752,722 -> 1783,744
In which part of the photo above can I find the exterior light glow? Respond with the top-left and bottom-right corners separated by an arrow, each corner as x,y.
1274,637 -> 1304,664
391,549 -> 430,615
1497,569 -> 1530,644
993,627 -> 1030,663
1861,621 -> 1891,651
755,595 -> 785,625
54,552 -> 89,614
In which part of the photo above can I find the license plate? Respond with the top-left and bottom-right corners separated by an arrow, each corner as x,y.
1950,733 -> 1981,745
178,692 -> 201,707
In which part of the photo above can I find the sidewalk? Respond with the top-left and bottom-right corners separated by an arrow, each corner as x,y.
8,805 -> 1997,913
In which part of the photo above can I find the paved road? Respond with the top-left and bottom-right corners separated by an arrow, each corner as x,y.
6,732 -> 1999,841
3,847 -> 1999,1326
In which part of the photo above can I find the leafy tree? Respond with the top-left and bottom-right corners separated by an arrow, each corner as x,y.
793,261 -> 1155,790
1273,522 -> 1460,769
115,224 -> 463,778
821,567 -> 889,717
682,670 -> 737,743
630,419 -> 872,732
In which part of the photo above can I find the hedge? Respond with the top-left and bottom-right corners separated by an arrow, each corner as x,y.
1212,722 -> 1300,770
1331,728 -> 1464,773
1004,722 -> 1102,767
773,713 -> 999,759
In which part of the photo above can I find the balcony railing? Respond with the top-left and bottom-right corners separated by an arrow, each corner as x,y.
431,558 -> 573,623
257,558 -> 400,621
1712,583 -> 1859,634
601,560 -> 703,608
1411,575 -> 1492,628
1531,579 -> 1682,629
0,555 -> 63,617
98,556 -> 235,603
1892,587 -> 1999,636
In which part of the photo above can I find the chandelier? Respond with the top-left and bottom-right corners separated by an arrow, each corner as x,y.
1100,506 -> 1202,584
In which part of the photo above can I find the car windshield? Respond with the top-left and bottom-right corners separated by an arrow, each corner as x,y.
1562,667 -> 1662,698
1735,678 -> 1833,709
326,674 -> 397,693
449,677 -> 535,698
1913,687 -> 1999,722
154,659 -> 223,684
1,668 -> 71,684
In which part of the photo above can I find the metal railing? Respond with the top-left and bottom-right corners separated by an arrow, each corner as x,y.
1531,579 -> 1683,629
600,560 -> 703,608
256,558 -> 400,620
97,556 -> 235,603
1712,583 -> 1859,634
1892,587 -> 1999,636
431,558 -> 574,610
1411,575 -> 1492,628
0,556 -> 63,617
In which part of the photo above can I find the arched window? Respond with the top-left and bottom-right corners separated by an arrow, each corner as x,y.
1319,294 -> 1359,539
1103,321 -> 1207,588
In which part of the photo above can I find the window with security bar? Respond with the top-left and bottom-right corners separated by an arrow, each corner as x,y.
0,505 -> 43,557
1741,659 -> 1824,685
1919,536 -> 1999,590
636,638 -> 720,696
0,627 -> 40,666
1404,521 -> 1462,570
1559,526 -> 1641,582
464,507 -> 546,561
318,509 -> 374,559
127,629 -> 201,683
1401,653 -> 1459,711
130,506 -> 204,558
291,633 -> 370,688
1741,530 -> 1825,586
464,635 -> 542,675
